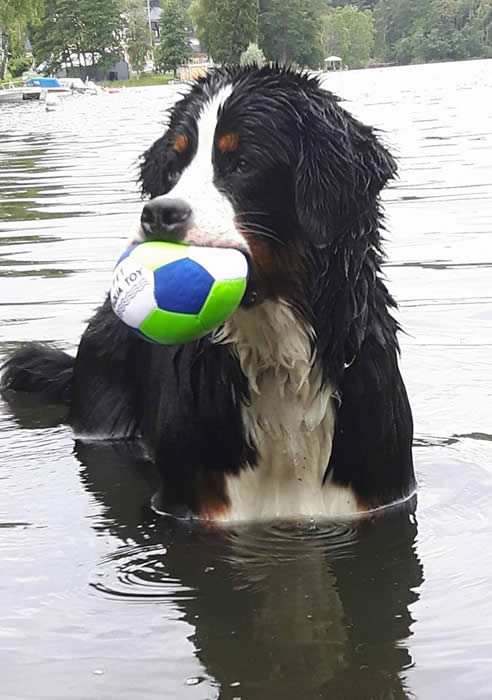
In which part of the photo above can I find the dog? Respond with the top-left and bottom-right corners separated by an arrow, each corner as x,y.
1,65 -> 415,521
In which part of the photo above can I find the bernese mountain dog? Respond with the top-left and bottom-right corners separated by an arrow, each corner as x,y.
1,65 -> 415,521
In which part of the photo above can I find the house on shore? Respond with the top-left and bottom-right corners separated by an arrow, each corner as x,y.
178,38 -> 213,82
149,1 -> 162,41
54,55 -> 130,81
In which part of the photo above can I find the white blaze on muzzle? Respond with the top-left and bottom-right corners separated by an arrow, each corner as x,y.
132,84 -> 251,254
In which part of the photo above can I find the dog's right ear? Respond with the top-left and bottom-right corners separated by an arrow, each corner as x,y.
294,90 -> 397,247
139,133 -> 175,200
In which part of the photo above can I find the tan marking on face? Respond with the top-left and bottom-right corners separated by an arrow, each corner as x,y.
173,134 -> 188,154
217,132 -> 240,154
236,215 -> 309,306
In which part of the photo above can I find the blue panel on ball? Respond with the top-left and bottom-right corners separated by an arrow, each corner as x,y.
115,244 -> 139,268
154,258 -> 214,314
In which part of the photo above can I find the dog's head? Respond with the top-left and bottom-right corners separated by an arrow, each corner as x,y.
138,65 -> 397,312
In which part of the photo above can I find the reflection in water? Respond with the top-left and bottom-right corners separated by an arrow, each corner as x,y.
0,266 -> 78,278
0,136 -> 71,222
2,389 -> 68,429
76,440 -> 423,700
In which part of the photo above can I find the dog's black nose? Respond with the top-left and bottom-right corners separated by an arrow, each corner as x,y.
141,197 -> 192,242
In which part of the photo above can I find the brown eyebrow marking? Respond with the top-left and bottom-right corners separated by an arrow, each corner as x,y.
217,132 -> 239,154
173,134 -> 188,154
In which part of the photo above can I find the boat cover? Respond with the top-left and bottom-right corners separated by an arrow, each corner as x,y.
26,77 -> 62,88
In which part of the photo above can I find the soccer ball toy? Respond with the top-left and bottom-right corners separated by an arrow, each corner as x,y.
110,241 -> 248,344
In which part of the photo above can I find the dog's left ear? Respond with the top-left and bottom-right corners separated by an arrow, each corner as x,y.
139,132 -> 175,200
295,93 -> 397,246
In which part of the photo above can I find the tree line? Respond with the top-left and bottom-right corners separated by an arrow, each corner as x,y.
191,0 -> 492,68
1,0 -> 43,78
1,0 -> 491,81
0,0 -> 188,80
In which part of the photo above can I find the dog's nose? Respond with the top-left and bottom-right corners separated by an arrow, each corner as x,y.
141,197 -> 192,242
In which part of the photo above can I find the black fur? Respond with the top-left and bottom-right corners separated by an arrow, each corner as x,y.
1,344 -> 73,404
1,65 -> 414,518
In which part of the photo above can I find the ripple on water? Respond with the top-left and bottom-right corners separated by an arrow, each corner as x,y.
89,520 -> 360,602
90,542 -> 192,602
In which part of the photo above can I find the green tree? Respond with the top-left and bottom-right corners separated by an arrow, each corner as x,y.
383,0 -> 492,64
190,0 -> 259,64
259,0 -> 322,67
188,0 -> 216,58
0,0 -> 43,78
373,0 -> 428,61
156,0 -> 190,76
475,0 -> 492,55
321,5 -> 375,68
411,0 -> 474,61
30,0 -> 74,72
8,54 -> 32,76
373,0 -> 492,63
124,0 -> 153,74
78,0 -> 122,71
240,41 -> 266,66
30,0 -> 122,77
317,0 -> 379,7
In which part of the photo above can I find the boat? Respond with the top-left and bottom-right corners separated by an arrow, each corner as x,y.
58,77 -> 102,95
25,77 -> 72,97
0,79 -> 41,103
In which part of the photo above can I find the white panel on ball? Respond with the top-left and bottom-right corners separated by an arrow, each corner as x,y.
110,257 -> 156,328
187,246 -> 248,281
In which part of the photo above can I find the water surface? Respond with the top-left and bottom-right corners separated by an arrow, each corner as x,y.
1,61 -> 492,699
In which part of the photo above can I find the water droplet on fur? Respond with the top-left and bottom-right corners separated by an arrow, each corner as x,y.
185,676 -> 204,686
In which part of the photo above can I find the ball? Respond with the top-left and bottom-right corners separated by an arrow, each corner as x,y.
110,241 -> 248,344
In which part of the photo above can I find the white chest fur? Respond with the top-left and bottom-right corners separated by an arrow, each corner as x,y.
213,300 -> 359,521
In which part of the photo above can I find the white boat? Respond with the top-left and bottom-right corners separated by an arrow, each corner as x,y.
0,79 -> 41,103
58,77 -> 102,95
25,76 -> 72,97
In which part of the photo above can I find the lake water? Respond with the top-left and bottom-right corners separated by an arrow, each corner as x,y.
1,60 -> 491,699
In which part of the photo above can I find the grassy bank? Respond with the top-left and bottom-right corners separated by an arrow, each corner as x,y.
99,73 -> 174,88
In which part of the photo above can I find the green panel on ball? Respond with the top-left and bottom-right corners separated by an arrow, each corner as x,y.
199,278 -> 247,331
140,308 -> 203,344
132,241 -> 189,271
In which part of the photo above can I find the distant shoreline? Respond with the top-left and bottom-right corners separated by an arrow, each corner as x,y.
99,74 -> 173,88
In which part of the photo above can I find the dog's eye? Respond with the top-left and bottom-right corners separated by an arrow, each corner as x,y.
235,157 -> 251,173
